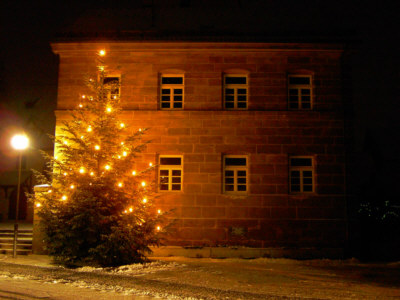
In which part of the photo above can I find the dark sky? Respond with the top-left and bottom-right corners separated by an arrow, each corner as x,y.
0,0 -> 398,154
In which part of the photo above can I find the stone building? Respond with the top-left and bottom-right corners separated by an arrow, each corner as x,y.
51,39 -> 348,258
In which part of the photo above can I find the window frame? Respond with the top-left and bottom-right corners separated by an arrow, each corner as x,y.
158,155 -> 183,192
289,156 -> 315,193
223,155 -> 248,194
223,74 -> 248,110
287,74 -> 313,110
103,75 -> 121,100
160,74 -> 184,110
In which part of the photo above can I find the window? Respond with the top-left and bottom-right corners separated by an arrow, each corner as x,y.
159,156 -> 182,191
289,156 -> 314,193
160,75 -> 184,109
104,76 -> 120,99
223,156 -> 247,193
288,75 -> 312,110
224,75 -> 248,110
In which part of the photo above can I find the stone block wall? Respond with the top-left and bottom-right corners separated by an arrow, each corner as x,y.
52,42 -> 347,251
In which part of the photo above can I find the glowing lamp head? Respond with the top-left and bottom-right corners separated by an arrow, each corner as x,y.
36,203 -> 41,208
82,95 -> 86,99
79,103 -> 83,108
105,165 -> 111,170
123,151 -> 127,157
142,198 -> 147,204
156,226 -> 161,231
61,195 -> 67,201
95,145 -> 100,150
157,209 -> 161,214
99,49 -> 106,56
87,126 -> 92,132
129,207 -> 133,212
141,181 -> 146,187
120,123 -> 125,128
118,182 -> 123,187
70,185 -> 75,189
132,170 -> 136,176
90,172 -> 94,176
106,107 -> 112,113
79,167 -> 85,174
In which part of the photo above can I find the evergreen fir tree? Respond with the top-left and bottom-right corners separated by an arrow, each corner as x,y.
33,50 -> 167,267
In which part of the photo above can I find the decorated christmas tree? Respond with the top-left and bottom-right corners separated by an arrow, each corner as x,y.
33,50 -> 166,267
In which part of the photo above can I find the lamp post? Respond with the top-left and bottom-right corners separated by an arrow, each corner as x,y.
10,134 -> 29,258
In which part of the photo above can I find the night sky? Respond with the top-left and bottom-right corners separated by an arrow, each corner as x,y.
1,0 -> 399,197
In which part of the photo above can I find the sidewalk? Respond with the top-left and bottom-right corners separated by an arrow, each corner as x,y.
1,254 -> 400,299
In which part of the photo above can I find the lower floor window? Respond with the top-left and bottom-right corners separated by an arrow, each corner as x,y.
159,156 -> 182,191
224,155 -> 247,193
289,156 -> 314,193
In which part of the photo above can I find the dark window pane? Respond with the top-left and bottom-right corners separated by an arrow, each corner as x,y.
172,177 -> 181,183
303,178 -> 313,184
225,102 -> 234,109
161,102 -> 170,108
160,184 -> 169,190
174,96 -> 183,101
289,89 -> 298,96
162,89 -> 170,95
225,170 -> 234,177
162,77 -> 183,84
225,185 -> 234,191
225,88 -> 234,94
289,76 -> 310,85
237,185 -> 247,191
160,170 -> 169,176
104,77 -> 119,84
303,171 -> 313,177
291,158 -> 312,167
160,177 -> 169,184
174,89 -> 183,94
291,170 -> 300,177
172,184 -> 181,190
302,103 -> 311,109
301,89 -> 310,95
225,77 -> 247,84
225,95 -> 234,101
225,178 -> 234,184
289,102 -> 299,109
225,157 -> 246,166
238,95 -> 247,101
237,178 -> 246,184
237,102 -> 247,109
172,170 -> 181,176
173,102 -> 183,108
162,96 -> 171,101
160,157 -> 182,165
238,89 -> 247,94
237,171 -> 246,176
291,178 -> 300,184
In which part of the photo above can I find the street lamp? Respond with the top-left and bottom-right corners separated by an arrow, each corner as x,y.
10,134 -> 29,258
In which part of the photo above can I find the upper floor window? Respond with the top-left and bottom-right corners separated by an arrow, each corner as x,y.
289,156 -> 314,193
159,155 -> 182,191
160,75 -> 184,109
224,75 -> 248,110
288,75 -> 312,110
103,76 -> 120,99
223,155 -> 247,194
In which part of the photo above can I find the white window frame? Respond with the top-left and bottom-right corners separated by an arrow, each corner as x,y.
288,75 -> 312,110
103,75 -> 121,100
159,155 -> 183,192
289,156 -> 314,193
160,74 -> 184,110
223,155 -> 248,194
224,74 -> 248,110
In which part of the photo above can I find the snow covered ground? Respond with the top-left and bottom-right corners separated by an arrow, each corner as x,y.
1,255 -> 400,299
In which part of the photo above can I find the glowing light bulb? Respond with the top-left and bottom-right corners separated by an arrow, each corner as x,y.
61,195 -> 67,201
106,107 -> 112,113
156,226 -> 161,231
63,141 -> 68,145
48,189 -> 52,193
139,128 -> 142,132
79,103 -> 83,108
82,95 -> 86,99
118,182 -> 123,187
99,49 -> 106,56
121,142 -> 124,145
81,136 -> 84,139
142,198 -> 147,204
90,172 -> 94,176
141,181 -> 146,187
87,126 -> 92,132
79,167 -> 85,174
63,172 -> 68,176
54,156 -> 58,160
129,207 -> 133,213
123,151 -> 127,156
132,171 -> 136,176
117,155 -> 121,159
123,210 -> 127,214
149,162 -> 153,167
36,203 -> 41,208
120,123 -> 125,128
99,65 -> 104,71
70,185 -> 75,189
113,95 -> 117,99
95,145 -> 100,150
157,209 -> 161,214
105,165 -> 110,170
